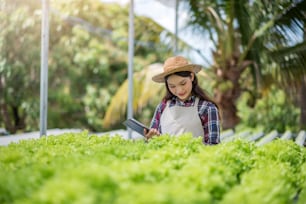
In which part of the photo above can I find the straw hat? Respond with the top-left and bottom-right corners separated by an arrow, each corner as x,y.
152,56 -> 202,83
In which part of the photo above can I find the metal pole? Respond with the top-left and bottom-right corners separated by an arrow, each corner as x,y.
127,0 -> 134,139
40,0 -> 50,137
174,0 -> 179,54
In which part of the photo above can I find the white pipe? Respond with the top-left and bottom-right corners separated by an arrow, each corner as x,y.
40,0 -> 50,137
127,0 -> 134,139
174,0 -> 179,54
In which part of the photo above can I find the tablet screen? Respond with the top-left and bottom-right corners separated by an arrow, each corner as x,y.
123,118 -> 149,136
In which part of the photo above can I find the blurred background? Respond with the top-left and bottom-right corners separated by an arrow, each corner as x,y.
0,0 -> 305,135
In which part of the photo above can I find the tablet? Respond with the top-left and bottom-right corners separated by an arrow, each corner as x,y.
123,118 -> 149,136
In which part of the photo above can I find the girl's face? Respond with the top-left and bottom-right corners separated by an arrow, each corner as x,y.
167,73 -> 194,101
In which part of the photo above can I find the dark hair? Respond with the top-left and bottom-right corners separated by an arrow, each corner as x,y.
163,71 -> 215,103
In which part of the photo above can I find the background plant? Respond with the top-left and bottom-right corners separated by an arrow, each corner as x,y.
237,86 -> 300,133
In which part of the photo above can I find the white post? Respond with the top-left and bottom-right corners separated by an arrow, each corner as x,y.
174,0 -> 179,54
40,0 -> 50,137
127,0 -> 134,139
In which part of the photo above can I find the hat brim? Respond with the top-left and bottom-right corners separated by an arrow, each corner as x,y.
152,64 -> 202,83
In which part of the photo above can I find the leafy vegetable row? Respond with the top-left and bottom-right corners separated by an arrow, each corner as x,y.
0,131 -> 305,204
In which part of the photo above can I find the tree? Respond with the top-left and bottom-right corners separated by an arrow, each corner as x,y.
183,0 -> 306,130
0,0 -> 175,133
0,0 -> 41,133
265,0 -> 306,129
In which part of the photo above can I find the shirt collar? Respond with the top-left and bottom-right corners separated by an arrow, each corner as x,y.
172,95 -> 195,105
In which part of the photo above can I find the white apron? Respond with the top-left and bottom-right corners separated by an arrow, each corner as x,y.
160,97 -> 204,137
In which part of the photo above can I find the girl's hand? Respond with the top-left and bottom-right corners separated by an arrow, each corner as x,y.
144,128 -> 160,140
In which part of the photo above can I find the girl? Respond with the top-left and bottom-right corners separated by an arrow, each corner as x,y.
144,56 -> 220,145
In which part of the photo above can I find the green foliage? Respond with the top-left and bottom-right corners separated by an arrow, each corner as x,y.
297,161 -> 306,204
82,85 -> 111,130
0,0 -> 174,132
103,63 -> 165,128
0,132 -> 305,203
0,2 -> 41,133
184,0 -> 306,130
221,139 -> 305,204
237,86 -> 300,132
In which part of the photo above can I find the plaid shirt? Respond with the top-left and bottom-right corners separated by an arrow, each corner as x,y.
150,96 -> 220,145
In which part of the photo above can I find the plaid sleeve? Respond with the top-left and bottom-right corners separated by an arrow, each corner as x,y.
150,101 -> 166,133
198,101 -> 221,145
